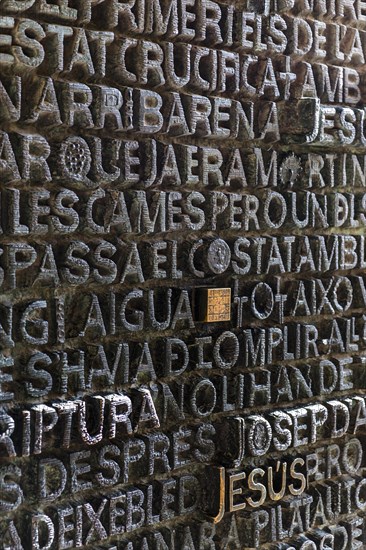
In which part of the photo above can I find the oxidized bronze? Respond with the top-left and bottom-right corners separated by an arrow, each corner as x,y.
1,0 -> 366,549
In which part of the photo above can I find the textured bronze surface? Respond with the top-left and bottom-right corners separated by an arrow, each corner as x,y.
1,0 -> 366,548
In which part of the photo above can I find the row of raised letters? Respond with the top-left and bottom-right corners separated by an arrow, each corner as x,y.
0,391 -> 160,458
1,428 -> 215,506
1,475 -> 201,545
0,344 -> 355,407
1,443 -> 365,545
1,0 -> 366,30
5,95 -> 366,151
1,275 -> 365,346
0,286 -> 363,345
227,441 -> 363,510
236,275 -> 366,323
0,337 -> 358,405
228,437 -> 364,499
3,188 -> 366,237
0,86 -> 275,141
0,402 -> 364,502
229,503 -> 364,548
1,12 -> 366,67
3,131 -> 366,190
1,519 -> 215,550
1,56 -> 361,104
217,396 -> 365,462
0,274 -> 359,347
0,389 -> 364,460
1,235 -> 366,291
1,436 -> 363,513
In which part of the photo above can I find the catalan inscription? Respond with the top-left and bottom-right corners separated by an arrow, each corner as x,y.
1,0 -> 366,548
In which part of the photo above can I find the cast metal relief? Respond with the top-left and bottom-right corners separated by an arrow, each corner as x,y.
1,0 -> 366,548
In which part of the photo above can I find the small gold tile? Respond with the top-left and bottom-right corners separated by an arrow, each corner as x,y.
194,288 -> 231,323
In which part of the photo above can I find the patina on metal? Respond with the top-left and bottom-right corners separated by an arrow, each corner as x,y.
1,0 -> 366,548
